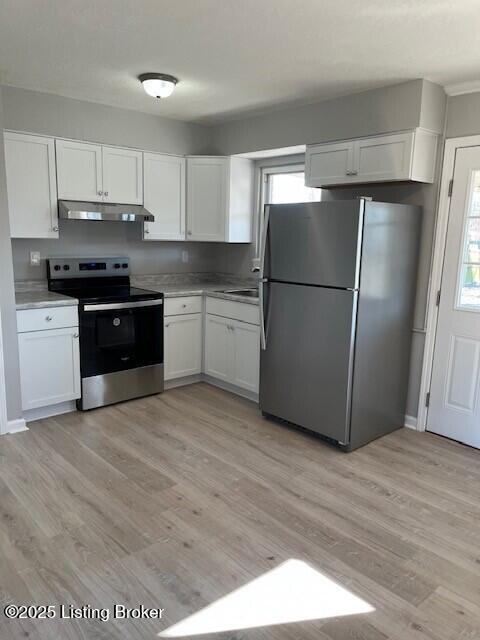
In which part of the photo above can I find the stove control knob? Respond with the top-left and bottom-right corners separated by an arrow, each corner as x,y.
114,263 -> 121,269
63,265 -> 70,271
122,263 -> 128,269
54,265 -> 61,271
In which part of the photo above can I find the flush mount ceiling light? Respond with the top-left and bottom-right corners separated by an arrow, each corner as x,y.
139,73 -> 178,99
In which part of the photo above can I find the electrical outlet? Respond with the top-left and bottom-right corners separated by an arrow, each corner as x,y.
30,251 -> 41,267
182,250 -> 189,264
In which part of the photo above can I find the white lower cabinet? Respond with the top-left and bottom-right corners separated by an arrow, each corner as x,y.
230,319 -> 260,393
17,322 -> 80,411
164,313 -> 202,380
204,303 -> 260,394
204,314 -> 231,382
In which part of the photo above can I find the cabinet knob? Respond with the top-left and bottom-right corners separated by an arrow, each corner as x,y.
182,304 -> 187,308
187,230 -> 192,236
52,226 -> 59,232
165,323 -> 170,328
45,315 -> 53,322
73,333 -> 79,338
145,228 -> 150,234
104,191 -> 109,197
98,190 -> 103,196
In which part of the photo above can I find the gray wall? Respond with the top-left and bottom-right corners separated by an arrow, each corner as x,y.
1,86 -> 212,155
13,220 -> 222,281
212,81 -> 447,419
211,80 -> 444,155
0,89 -> 23,421
445,92 -> 480,138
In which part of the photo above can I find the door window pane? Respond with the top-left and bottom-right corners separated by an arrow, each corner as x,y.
268,172 -> 321,205
458,171 -> 480,309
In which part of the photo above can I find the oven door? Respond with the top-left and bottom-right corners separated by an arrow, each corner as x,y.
79,299 -> 163,378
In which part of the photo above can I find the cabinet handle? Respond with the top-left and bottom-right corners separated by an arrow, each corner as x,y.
45,315 -> 52,322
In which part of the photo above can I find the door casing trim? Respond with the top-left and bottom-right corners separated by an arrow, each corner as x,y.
418,134 -> 480,432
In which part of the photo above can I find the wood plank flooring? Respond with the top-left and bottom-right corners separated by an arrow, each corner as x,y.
0,382 -> 479,639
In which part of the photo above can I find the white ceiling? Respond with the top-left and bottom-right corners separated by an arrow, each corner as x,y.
1,0 -> 479,124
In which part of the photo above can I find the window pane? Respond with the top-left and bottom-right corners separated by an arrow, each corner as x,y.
465,218 -> 480,263
458,169 -> 480,309
459,264 -> 480,308
268,172 -> 321,205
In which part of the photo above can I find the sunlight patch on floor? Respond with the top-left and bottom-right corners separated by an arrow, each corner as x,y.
158,559 -> 374,637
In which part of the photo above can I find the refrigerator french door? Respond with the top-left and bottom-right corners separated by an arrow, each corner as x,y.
259,198 -> 420,450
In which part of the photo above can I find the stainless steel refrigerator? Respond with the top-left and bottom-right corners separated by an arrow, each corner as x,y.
259,198 -> 420,451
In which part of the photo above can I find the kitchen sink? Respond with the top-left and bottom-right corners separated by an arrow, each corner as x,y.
223,288 -> 259,298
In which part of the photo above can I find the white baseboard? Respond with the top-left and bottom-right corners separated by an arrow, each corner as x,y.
404,414 -> 418,430
202,375 -> 259,403
7,418 -> 28,434
23,400 -> 77,423
164,374 -> 202,390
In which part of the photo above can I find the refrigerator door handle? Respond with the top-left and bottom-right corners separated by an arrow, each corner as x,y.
259,277 -> 268,350
259,204 -> 271,280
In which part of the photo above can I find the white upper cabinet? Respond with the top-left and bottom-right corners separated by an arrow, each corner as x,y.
102,146 -> 143,204
5,132 -> 59,239
305,129 -> 438,187
56,140 -> 143,204
56,139 -> 103,201
143,153 -> 186,240
304,140 -> 355,186
186,156 -> 253,243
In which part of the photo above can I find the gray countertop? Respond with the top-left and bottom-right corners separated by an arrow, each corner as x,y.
15,281 -> 258,309
15,290 -> 79,310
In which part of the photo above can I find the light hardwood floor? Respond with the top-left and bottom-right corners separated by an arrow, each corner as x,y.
0,383 -> 479,639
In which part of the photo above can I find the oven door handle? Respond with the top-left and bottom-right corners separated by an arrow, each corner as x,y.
83,299 -> 163,312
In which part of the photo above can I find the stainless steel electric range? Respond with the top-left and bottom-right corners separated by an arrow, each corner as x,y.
47,257 -> 164,410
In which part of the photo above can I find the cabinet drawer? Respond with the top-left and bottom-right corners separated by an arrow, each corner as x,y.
164,296 -> 202,317
17,306 -> 79,333
206,297 -> 259,325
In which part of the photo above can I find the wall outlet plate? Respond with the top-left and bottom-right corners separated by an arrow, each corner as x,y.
30,251 -> 41,267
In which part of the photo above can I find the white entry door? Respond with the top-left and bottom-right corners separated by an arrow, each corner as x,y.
428,146 -> 480,447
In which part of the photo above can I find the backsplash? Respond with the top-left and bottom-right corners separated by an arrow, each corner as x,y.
11,218 -> 226,281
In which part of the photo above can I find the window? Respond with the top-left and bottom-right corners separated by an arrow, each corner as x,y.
256,163 -> 321,252
457,169 -> 480,310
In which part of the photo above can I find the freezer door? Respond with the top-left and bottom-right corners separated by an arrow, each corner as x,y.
260,282 -> 357,444
266,200 -> 364,289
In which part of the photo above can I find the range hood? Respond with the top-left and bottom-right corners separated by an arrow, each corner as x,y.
58,200 -> 154,223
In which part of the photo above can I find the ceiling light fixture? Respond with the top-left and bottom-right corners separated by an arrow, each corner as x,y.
139,73 -> 178,99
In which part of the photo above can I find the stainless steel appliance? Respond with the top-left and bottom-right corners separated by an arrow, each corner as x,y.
259,199 -> 420,451
58,200 -> 154,223
48,257 -> 163,410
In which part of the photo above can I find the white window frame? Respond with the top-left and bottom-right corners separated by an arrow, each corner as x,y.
255,162 -> 306,257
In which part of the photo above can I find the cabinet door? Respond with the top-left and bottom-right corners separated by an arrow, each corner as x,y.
18,327 -> 80,410
204,314 -> 231,381
102,146 -> 143,204
186,157 -> 228,241
231,320 -> 260,393
354,132 -> 413,183
164,314 -> 202,380
5,132 -> 58,239
144,153 -> 185,240
56,139 -> 103,201
305,141 -> 355,187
